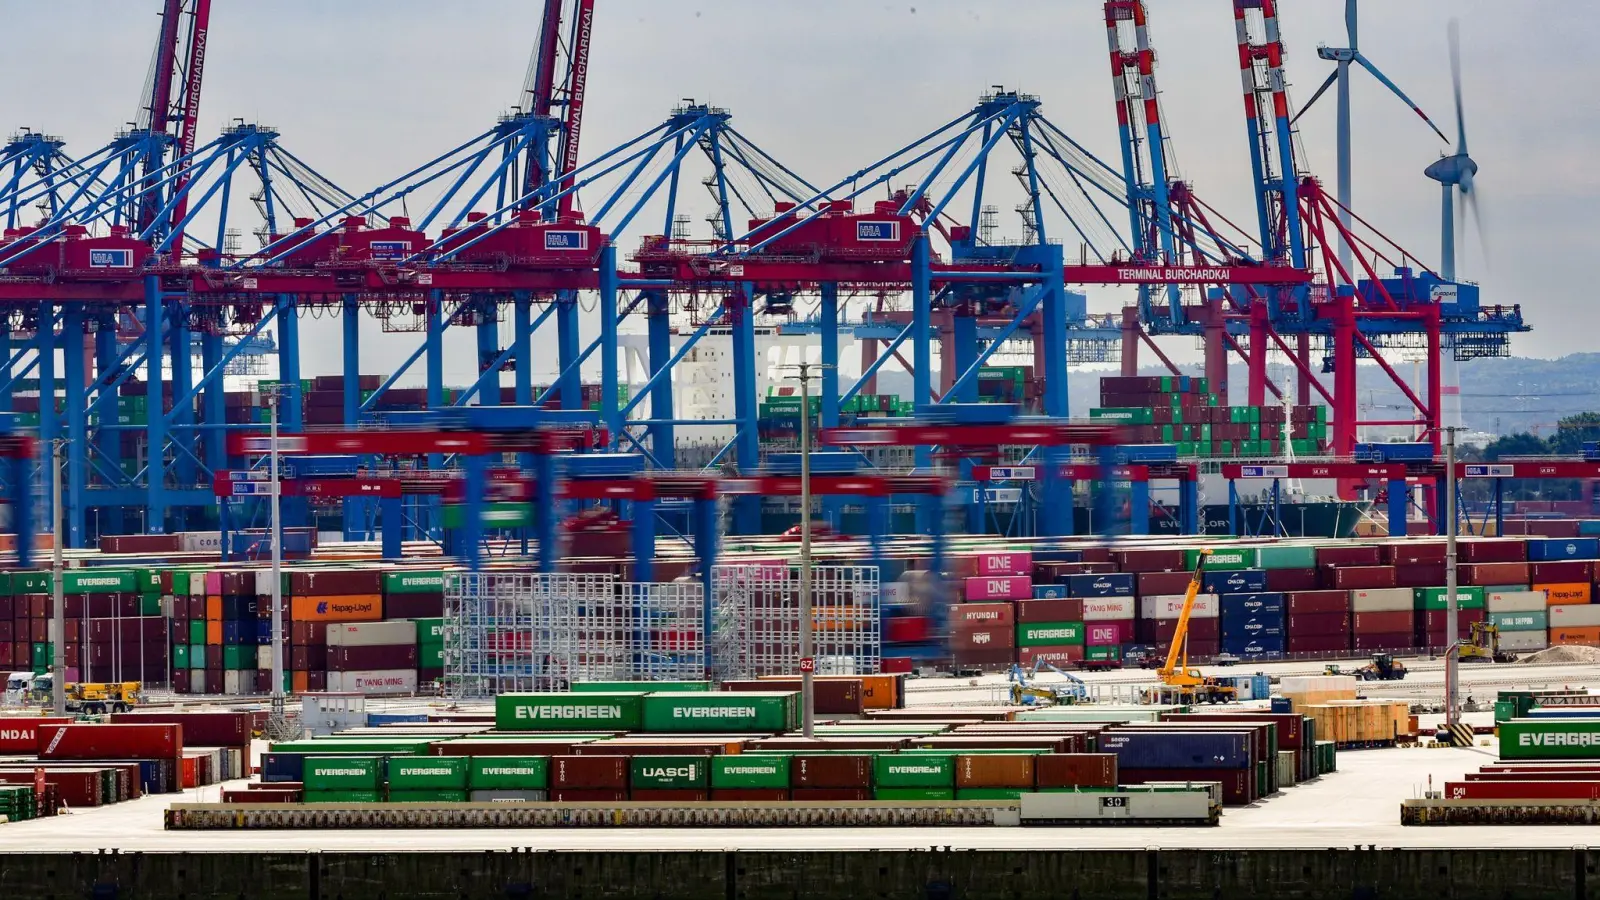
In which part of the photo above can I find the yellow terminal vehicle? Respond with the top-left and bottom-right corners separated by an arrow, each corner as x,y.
1458,621 -> 1517,664
1143,550 -> 1238,705
27,676 -> 144,714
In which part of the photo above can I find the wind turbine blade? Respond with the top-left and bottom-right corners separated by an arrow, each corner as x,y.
1346,0 -> 1359,51
1291,70 -> 1341,125
1464,185 -> 1490,274
1450,19 -> 1468,154
1352,52 -> 1451,144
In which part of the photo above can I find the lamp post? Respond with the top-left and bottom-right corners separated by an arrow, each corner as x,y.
50,439 -> 64,716
783,360 -> 832,739
1443,426 -> 1460,732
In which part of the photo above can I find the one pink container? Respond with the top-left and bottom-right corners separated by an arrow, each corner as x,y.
1085,620 -> 1134,646
964,575 -> 1033,602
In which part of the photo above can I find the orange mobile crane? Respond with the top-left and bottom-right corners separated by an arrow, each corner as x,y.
1143,549 -> 1238,705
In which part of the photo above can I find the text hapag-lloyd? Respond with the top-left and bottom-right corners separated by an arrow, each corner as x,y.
514,704 -> 623,720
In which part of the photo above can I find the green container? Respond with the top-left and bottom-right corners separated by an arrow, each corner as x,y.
1015,621 -> 1085,647
1088,408 -> 1154,425
629,756 -> 709,790
303,756 -> 384,791
413,617 -> 446,644
468,757 -> 549,790
187,644 -> 206,669
639,691 -> 797,733
1186,548 -> 1256,570
1256,545 -> 1318,570
1488,610 -> 1547,632
11,572 -> 50,594
1498,719 -> 1600,760
388,789 -> 468,803
1494,700 -> 1516,725
955,788 -> 1026,800
31,642 -> 50,669
63,569 -> 137,595
387,756 -> 469,790
139,595 -> 162,616
873,754 -> 954,788
171,570 -> 191,596
172,644 -> 190,668
419,644 -> 444,668
570,681 -> 712,693
304,790 -> 382,804
384,571 -> 446,594
710,754 -> 790,789
1414,586 -> 1486,610
495,693 -> 644,731
187,619 -> 206,644
1085,645 -> 1122,662
874,787 -> 955,800
222,644 -> 258,670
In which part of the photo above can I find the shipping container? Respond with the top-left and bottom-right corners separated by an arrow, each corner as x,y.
551,755 -> 629,789
872,754 -> 954,788
1081,596 -> 1137,621
387,756 -> 469,790
628,756 -> 709,790
955,753 -> 1036,788
711,755 -> 791,789
790,755 -> 871,789
639,692 -> 797,733
1498,719 -> 1600,760
303,757 -> 383,792
495,693 -> 644,732
1015,621 -> 1085,647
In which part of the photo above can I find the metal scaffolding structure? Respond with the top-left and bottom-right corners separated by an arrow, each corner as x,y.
709,563 -> 880,681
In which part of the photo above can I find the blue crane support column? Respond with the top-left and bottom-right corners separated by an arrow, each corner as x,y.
1389,474 -> 1410,538
142,278 -> 165,533
341,294 -> 367,540
630,496 -> 655,583
1128,474 -> 1151,537
1039,449 -> 1073,537
476,297 -> 500,407
201,330 -> 226,525
1037,244 -> 1069,418
276,293 -> 306,530
94,316 -> 125,535
534,452 -> 557,574
458,454 -> 487,572
556,292 -> 581,410
693,493 -> 717,608
380,495 -> 403,560
819,284 -> 843,528
61,306 -> 86,547
37,305 -> 57,534
513,293 -> 533,405
728,288 -> 761,534
168,301 -> 195,530
951,311 -> 981,534
599,246 -> 622,442
645,290 -> 675,467
911,233 -> 935,534
1180,474 -> 1199,535
423,289 -> 445,539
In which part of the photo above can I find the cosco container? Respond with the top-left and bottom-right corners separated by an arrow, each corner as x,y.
629,756 -> 709,790
1498,719 -> 1600,760
711,754 -> 791,789
495,693 -> 644,731
387,756 -> 469,790
468,757 -> 549,790
639,691 -> 797,733
304,756 -> 383,791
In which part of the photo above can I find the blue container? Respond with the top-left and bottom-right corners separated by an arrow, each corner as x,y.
1270,697 -> 1294,714
1204,569 -> 1268,594
1526,538 -> 1599,562
221,620 -> 246,646
1033,549 -> 1084,563
261,753 -> 306,783
222,596 -> 259,620
1222,631 -> 1286,652
1096,731 -> 1253,769
256,620 -> 273,645
366,713 -> 429,725
1222,622 -> 1285,643
1229,647 -> 1285,661
1065,573 -> 1136,598
1220,592 -> 1285,617
1033,584 -> 1068,600
1580,521 -> 1600,538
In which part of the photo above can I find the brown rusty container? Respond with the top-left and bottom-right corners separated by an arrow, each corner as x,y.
550,788 -> 628,802
571,741 -> 728,756
745,737 -> 907,752
919,735 -> 1066,752
1035,753 -> 1118,788
955,754 -> 1036,788
1014,598 -> 1084,624
290,569 -> 383,597
551,755 -> 628,789
789,755 -> 871,789
723,678 -> 863,716
291,621 -> 329,645
790,788 -> 870,801
1110,548 -> 1184,573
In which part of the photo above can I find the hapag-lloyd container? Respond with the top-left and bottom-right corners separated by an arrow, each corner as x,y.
639,692 -> 798,733
496,693 -> 645,731
1085,620 -> 1133,646
468,757 -> 549,790
288,594 -> 383,622
325,669 -> 418,695
1139,594 -> 1218,619
1498,719 -> 1600,760
964,575 -> 1031,601
1081,596 -> 1136,621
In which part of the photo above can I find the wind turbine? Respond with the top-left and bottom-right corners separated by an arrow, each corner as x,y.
1424,20 -> 1480,282
1296,0 -> 1450,273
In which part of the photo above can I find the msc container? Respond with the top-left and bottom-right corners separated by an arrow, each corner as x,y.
1081,596 -> 1136,621
326,621 -> 418,647
711,755 -> 791,789
551,755 -> 629,789
303,756 -> 383,791
387,756 -> 469,790
1498,719 -> 1600,760
467,757 -> 549,790
628,756 -> 708,790
639,692 -> 798,733
1015,621 -> 1085,647
790,755 -> 871,789
872,754 -> 955,788
495,693 -> 645,731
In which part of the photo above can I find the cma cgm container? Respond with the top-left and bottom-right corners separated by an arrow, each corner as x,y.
1498,719 -> 1600,760
640,692 -> 798,733
495,693 -> 644,731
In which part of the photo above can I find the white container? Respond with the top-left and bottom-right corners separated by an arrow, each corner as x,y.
1487,591 -> 1549,613
1019,788 -> 1213,824
1499,630 -> 1549,652
328,669 -> 419,695
1140,594 -> 1218,620
327,621 -> 418,647
181,532 -> 222,553
1276,750 -> 1298,789
1349,588 -> 1413,612
189,669 -> 207,693
189,572 -> 208,598
1550,604 -> 1600,628
223,670 -> 241,696
254,570 -> 280,597
1082,596 -> 1136,621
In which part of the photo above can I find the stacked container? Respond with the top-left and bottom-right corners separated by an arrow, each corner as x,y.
327,621 -> 419,695
1349,588 -> 1414,651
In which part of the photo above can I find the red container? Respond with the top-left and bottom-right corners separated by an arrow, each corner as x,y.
1352,611 -> 1413,634
1015,599 -> 1083,624
1318,546 -> 1382,567
1035,753 -> 1117,788
952,621 -> 1015,651
109,712 -> 249,748
791,788 -> 870,801
37,723 -> 182,761
1141,618 -> 1219,642
382,594 -> 444,619
0,716 -> 72,753
745,737 -> 905,752
1417,609 -> 1485,632
1444,780 -> 1600,800
1327,567 -> 1397,590
1117,767 -> 1253,805
1285,591 -> 1350,615
1460,562 -> 1531,585
790,755 -> 871,789
0,769 -> 102,807
952,647 -> 1017,670
1017,646 -> 1085,667
629,789 -> 709,802
1394,564 -> 1448,588
1112,549 -> 1184,573
1264,568 -> 1319,592
1288,612 -> 1351,635
550,789 -> 629,802
551,755 -> 628,789
1382,542 -> 1447,565
327,644 -> 419,671
1460,539 -> 1527,563
964,576 -> 1031,602
291,621 -> 330,645
289,570 -> 382,596
1353,632 -> 1414,650
1085,620 -> 1133,646
950,603 -> 1014,628
1531,561 -> 1594,583
723,679 -> 863,716
711,789 -> 790,801
1138,571 -> 1196,596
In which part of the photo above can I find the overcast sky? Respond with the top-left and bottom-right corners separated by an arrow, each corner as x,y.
4,0 -> 1592,385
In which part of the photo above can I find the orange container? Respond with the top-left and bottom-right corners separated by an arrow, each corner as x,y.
1535,583 -> 1591,605
205,620 -> 222,645
205,596 -> 222,621
289,594 -> 383,622
291,671 -> 309,693
955,754 -> 1036,788
1550,626 -> 1600,646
